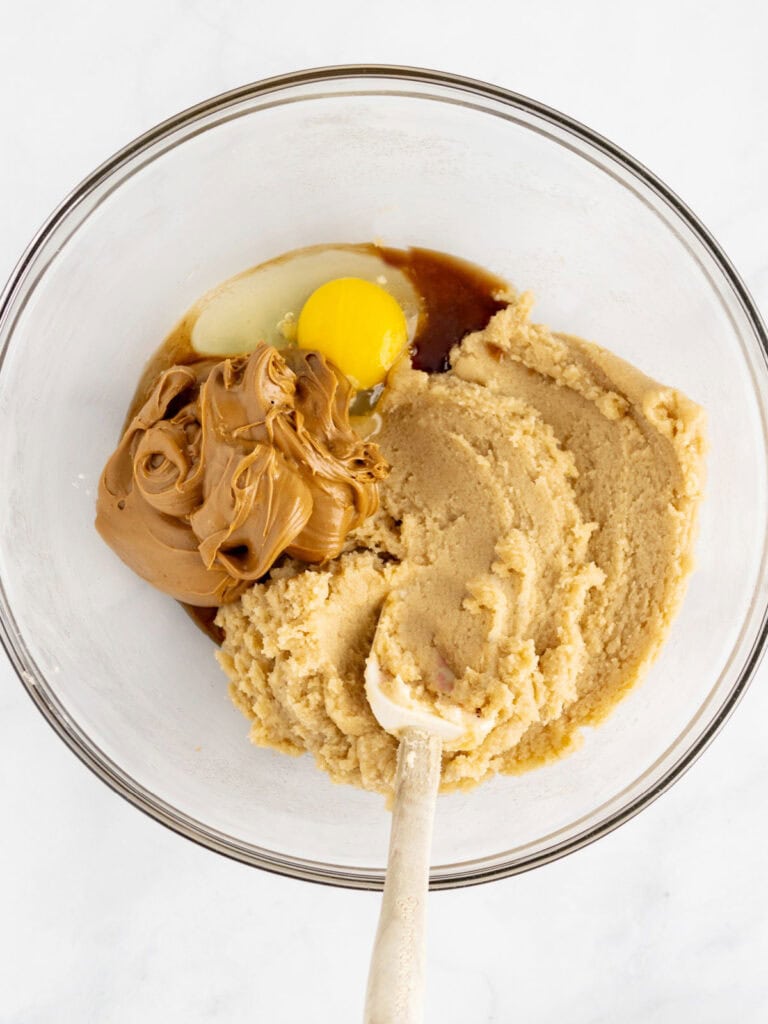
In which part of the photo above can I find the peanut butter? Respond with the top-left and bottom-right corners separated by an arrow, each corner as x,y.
96,344 -> 388,606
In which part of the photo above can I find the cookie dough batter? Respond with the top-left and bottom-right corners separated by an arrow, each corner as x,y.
217,293 -> 706,794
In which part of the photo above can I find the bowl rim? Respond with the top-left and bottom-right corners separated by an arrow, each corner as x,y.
2,63 -> 768,890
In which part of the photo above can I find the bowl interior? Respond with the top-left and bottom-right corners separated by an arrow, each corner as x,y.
1,72 -> 767,887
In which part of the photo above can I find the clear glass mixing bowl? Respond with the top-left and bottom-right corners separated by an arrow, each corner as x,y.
1,66 -> 767,889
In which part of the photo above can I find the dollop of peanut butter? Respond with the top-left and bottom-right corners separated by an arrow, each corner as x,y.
96,344 -> 389,606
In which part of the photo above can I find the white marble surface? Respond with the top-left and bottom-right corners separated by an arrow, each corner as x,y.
2,1 -> 768,1021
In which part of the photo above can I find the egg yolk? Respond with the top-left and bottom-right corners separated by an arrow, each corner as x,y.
296,277 -> 408,390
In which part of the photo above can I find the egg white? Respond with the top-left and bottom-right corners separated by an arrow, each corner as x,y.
190,245 -> 421,358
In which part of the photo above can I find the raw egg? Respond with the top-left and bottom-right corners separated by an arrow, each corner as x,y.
296,277 -> 408,390
190,245 -> 420,375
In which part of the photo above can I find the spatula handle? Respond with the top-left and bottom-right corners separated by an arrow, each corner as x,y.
364,728 -> 442,1024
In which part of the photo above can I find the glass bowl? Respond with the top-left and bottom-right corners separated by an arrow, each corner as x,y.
1,66 -> 767,890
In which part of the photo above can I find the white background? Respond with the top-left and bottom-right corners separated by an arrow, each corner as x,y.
2,2 -> 767,1021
